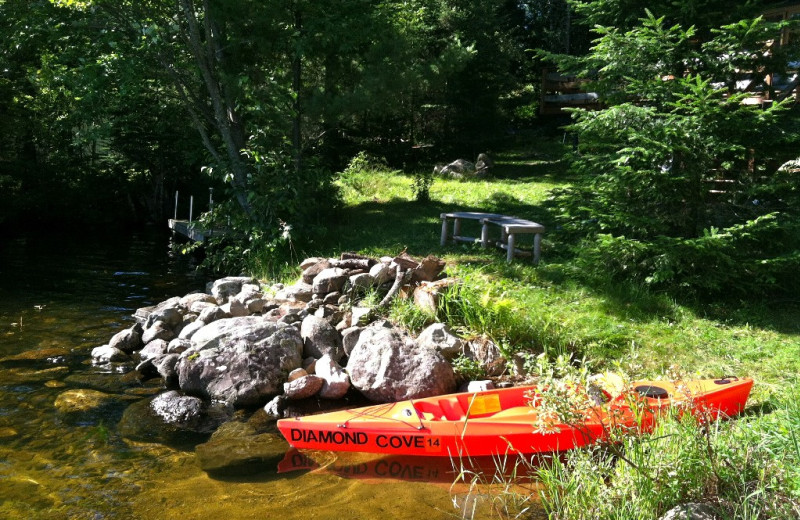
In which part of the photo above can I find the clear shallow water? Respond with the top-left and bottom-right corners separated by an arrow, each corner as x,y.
0,227 -> 520,520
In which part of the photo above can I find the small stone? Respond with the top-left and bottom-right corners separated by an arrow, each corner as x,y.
264,395 -> 288,417
350,306 -> 372,326
283,375 -> 324,400
91,345 -> 129,364
302,357 -> 317,373
288,368 -> 308,382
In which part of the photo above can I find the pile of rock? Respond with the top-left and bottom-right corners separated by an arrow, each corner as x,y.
434,153 -> 494,179
91,252 -> 507,428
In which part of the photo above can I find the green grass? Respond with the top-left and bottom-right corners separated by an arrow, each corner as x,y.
256,137 -> 800,519
297,140 -> 800,404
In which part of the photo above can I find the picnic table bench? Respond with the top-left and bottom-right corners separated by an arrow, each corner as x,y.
440,211 -> 545,264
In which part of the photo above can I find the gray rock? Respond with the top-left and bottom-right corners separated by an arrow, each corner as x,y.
322,292 -> 341,305
178,320 -> 205,340
300,257 -> 328,270
180,292 -> 217,307
146,306 -> 183,329
220,298 -> 247,318
437,159 -> 477,178
348,273 -> 374,291
417,323 -> 464,360
142,321 -> 175,344
91,345 -> 129,364
312,268 -> 348,295
118,393 -> 231,444
167,338 -> 192,354
134,296 -> 181,326
177,318 -> 303,407
198,305 -> 230,324
190,301 -> 216,314
246,298 -> 267,314
210,276 -> 259,304
283,375 -> 324,400
139,339 -> 168,361
263,395 -> 288,417
660,503 -> 719,520
284,282 -> 314,302
155,354 -> 180,384
346,324 -> 456,403
341,326 -> 363,356
302,260 -> 332,284
108,327 -> 142,354
300,315 -> 344,362
369,263 -> 395,285
315,355 -> 350,399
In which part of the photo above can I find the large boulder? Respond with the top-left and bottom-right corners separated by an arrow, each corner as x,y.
346,324 -> 456,402
177,317 -> 304,407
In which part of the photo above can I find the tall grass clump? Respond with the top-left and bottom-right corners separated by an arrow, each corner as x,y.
535,393 -> 800,520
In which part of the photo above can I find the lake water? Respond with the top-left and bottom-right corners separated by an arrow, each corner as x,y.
0,227 -> 533,519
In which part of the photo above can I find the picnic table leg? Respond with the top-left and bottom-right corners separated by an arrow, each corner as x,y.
481,221 -> 489,248
506,233 -> 515,263
440,217 -> 449,246
453,218 -> 461,240
533,233 -> 542,265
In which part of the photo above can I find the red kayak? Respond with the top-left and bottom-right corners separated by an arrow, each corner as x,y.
277,377 -> 753,457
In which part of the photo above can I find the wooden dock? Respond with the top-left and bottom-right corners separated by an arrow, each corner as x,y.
168,219 -> 214,242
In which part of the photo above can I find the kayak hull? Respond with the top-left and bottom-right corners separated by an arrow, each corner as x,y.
277,377 -> 753,457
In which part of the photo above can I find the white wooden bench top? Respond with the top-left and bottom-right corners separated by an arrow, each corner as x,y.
440,212 -> 545,264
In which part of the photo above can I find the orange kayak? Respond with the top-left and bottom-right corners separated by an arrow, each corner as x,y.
277,377 -> 753,457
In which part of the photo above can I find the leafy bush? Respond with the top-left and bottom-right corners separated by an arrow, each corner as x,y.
572,214 -> 800,297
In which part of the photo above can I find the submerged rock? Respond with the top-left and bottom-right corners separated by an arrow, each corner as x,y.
118,391 -> 232,445
195,419 -> 287,475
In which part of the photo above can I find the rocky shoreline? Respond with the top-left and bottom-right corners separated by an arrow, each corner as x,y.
89,251 -> 510,445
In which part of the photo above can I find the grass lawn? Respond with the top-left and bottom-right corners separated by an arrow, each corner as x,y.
262,135 -> 800,518
302,136 -> 800,406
